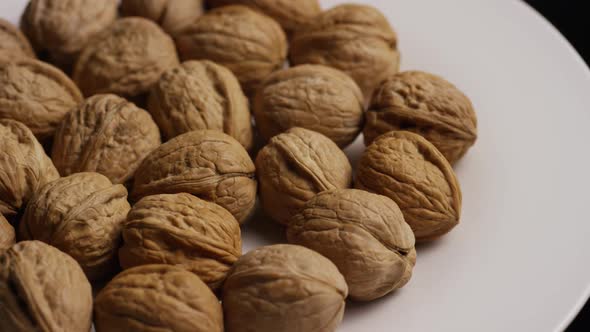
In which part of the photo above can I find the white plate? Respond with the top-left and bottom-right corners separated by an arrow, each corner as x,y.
4,0 -> 590,331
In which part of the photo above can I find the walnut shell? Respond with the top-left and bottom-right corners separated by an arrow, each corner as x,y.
121,0 -> 204,35
0,18 -> 35,58
73,17 -> 180,99
51,94 -> 161,184
355,131 -> 462,241
95,264 -> 223,332
175,5 -> 287,96
256,127 -> 352,226
119,193 -> 242,289
0,241 -> 92,332
364,71 -> 478,164
223,244 -> 347,332
19,172 -> 131,281
290,4 -> 399,100
0,119 -> 59,216
148,60 -> 253,149
20,0 -> 118,69
0,59 -> 83,140
287,189 -> 416,301
132,130 -> 257,223
254,65 -> 364,148
0,215 -> 15,250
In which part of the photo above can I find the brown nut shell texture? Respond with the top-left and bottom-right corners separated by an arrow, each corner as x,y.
365,71 -> 478,164
19,172 -> 131,281
290,4 -> 399,100
73,17 -> 180,98
0,18 -> 35,58
121,0 -> 204,35
95,264 -> 223,332
52,94 -> 162,184
148,60 -> 253,149
175,5 -> 287,96
0,59 -> 83,140
223,244 -> 348,332
0,215 -> 15,250
119,193 -> 242,290
0,119 -> 59,216
355,131 -> 462,241
256,127 -> 352,226
133,130 -> 257,223
0,241 -> 93,332
254,64 -> 364,148
287,189 -> 416,301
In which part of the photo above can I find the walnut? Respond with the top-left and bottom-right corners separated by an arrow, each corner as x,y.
223,244 -> 347,332
19,172 -> 131,281
364,71 -> 478,164
95,264 -> 223,332
0,119 -> 59,216
287,189 -> 416,301
175,5 -> 287,96
254,65 -> 364,148
51,94 -> 161,184
132,130 -> 256,224
0,59 -> 83,140
148,60 -> 253,149
121,0 -> 204,35
0,241 -> 93,332
256,127 -> 352,226
20,0 -> 118,70
290,4 -> 399,100
73,17 -> 179,99
119,193 -> 242,290
0,18 -> 35,58
0,215 -> 15,250
355,131 -> 462,241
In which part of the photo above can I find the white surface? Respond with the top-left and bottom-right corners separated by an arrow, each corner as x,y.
4,0 -> 590,331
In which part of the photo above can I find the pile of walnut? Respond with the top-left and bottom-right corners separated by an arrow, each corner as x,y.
0,1 -> 477,331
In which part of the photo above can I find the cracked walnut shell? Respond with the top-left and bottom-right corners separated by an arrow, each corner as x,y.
0,215 -> 15,250
223,244 -> 348,332
121,0 -> 204,35
0,241 -> 93,332
0,18 -> 35,58
355,131 -> 462,241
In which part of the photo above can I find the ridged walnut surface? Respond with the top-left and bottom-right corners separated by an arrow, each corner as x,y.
119,193 -> 242,290
365,71 -> 478,164
175,5 -> 287,96
73,17 -> 179,98
0,119 -> 59,216
0,241 -> 92,332
0,18 -> 35,58
121,0 -> 204,35
52,94 -> 161,184
254,65 -> 364,148
132,130 -> 257,224
290,4 -> 400,100
19,172 -> 131,281
148,60 -> 252,149
223,244 -> 348,332
0,215 -> 15,250
256,128 -> 352,226
94,264 -> 223,332
287,189 -> 416,301
355,131 -> 462,241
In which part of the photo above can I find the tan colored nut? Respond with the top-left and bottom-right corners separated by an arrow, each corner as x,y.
223,244 -> 348,332
119,193 -> 242,290
290,4 -> 399,100
0,119 -> 59,216
121,0 -> 204,35
0,215 -> 15,250
355,131 -> 462,241
0,18 -> 35,58
254,65 -> 364,147
95,264 -> 223,332
19,172 -> 131,281
175,5 -> 287,96
0,241 -> 92,332
0,59 -> 83,140
148,60 -> 253,149
256,127 -> 352,225
364,71 -> 478,164
73,17 -> 179,99
20,0 -> 118,69
133,130 -> 256,223
52,94 -> 161,184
